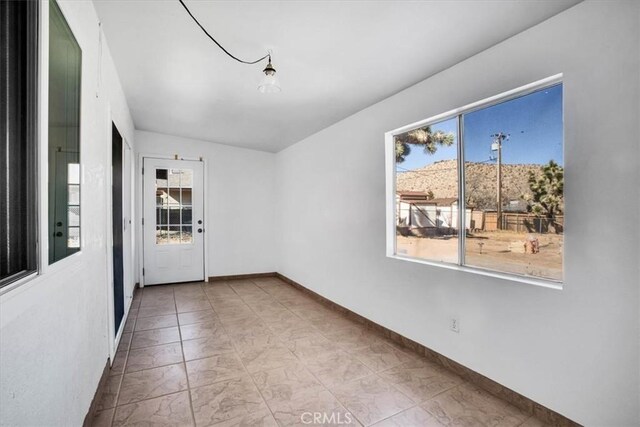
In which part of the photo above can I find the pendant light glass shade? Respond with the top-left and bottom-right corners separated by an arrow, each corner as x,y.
258,58 -> 280,93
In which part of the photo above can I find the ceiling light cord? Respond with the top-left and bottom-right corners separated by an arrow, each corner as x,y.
178,0 -> 269,65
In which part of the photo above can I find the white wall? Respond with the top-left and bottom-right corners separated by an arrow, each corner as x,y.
275,2 -> 640,425
0,1 -> 135,425
135,131 -> 278,279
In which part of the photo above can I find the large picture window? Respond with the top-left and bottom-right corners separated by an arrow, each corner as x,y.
49,0 -> 82,264
387,77 -> 564,283
0,0 -> 39,288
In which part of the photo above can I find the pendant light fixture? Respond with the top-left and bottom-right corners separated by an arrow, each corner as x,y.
258,55 -> 280,93
178,0 -> 279,93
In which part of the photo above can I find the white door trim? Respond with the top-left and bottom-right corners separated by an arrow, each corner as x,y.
137,153 -> 209,288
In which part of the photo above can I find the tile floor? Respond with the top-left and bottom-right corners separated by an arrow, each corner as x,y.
92,277 -> 547,426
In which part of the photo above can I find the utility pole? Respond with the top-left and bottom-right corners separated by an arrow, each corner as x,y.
491,133 -> 509,230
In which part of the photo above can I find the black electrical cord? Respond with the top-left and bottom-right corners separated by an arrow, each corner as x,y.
178,0 -> 270,65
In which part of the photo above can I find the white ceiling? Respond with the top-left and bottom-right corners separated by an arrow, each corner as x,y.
93,0 -> 580,152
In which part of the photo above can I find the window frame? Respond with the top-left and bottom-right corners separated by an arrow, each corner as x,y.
385,74 -> 564,289
47,0 -> 83,265
0,0 -> 40,291
0,0 -> 86,296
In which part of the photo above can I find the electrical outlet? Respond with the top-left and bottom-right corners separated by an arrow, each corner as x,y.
450,317 -> 460,333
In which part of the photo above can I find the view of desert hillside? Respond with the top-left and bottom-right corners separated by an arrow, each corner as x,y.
396,159 -> 544,209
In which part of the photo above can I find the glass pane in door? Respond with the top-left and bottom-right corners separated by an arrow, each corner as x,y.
155,168 -> 194,245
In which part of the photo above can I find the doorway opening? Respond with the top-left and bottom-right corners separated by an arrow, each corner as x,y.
112,123 -> 124,332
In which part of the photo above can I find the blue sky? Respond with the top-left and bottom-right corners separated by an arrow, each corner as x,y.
397,84 -> 563,172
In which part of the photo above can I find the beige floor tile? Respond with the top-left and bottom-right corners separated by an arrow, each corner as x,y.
325,326 -> 385,350
113,391 -> 193,426
190,376 -> 266,426
213,303 -> 258,323
245,299 -> 283,310
519,416 -> 551,427
292,306 -> 336,322
217,312 -> 262,328
140,295 -> 175,309
117,333 -> 133,353
207,296 -> 244,306
130,326 -> 180,349
422,383 -> 528,427
350,342 -> 413,373
231,332 -> 280,352
269,389 -> 358,426
111,351 -> 128,376
203,283 -> 237,297
186,353 -> 246,388
97,375 -> 122,411
238,295 -> 272,302
264,317 -> 310,336
372,406 -> 442,426
211,408 -> 278,427
130,297 -> 141,309
173,284 -> 206,298
305,350 -> 373,387
250,307 -> 289,321
379,359 -> 462,404
103,282 -> 544,427
284,333 -> 337,360
178,309 -> 217,326
91,408 -> 115,427
180,321 -> 225,341
332,375 -> 414,426
134,314 -> 178,331
228,282 -> 263,293
238,343 -> 299,373
137,305 -> 177,319
176,299 -> 212,313
269,323 -> 319,341
123,317 -> 136,333
182,335 -> 235,361
143,286 -> 174,296
308,315 -> 361,333
252,363 -> 325,406
126,342 -> 184,373
118,363 -> 188,405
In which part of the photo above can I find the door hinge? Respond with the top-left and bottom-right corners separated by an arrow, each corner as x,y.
142,268 -> 145,276
142,167 -> 144,175
142,218 -> 144,225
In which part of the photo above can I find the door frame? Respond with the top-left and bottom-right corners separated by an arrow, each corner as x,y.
137,153 -> 209,289
105,108 -> 135,363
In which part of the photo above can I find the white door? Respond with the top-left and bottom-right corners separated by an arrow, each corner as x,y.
143,158 -> 205,285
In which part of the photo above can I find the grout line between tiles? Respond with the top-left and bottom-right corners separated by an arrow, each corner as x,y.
240,278 -> 367,426
176,284 -> 199,427
204,281 -> 280,426
107,286 -> 142,427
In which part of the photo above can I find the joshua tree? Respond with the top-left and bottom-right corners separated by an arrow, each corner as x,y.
522,160 -> 564,218
395,126 -> 455,163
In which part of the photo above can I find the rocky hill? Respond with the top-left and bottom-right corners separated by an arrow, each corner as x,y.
396,159 -> 543,210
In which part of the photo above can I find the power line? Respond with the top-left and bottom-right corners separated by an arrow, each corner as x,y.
178,0 -> 270,65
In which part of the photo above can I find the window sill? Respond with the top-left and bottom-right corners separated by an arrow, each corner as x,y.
0,251 -> 84,299
0,272 -> 39,297
388,254 -> 563,290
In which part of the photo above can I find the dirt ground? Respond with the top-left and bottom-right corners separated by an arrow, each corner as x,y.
396,230 -> 563,281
